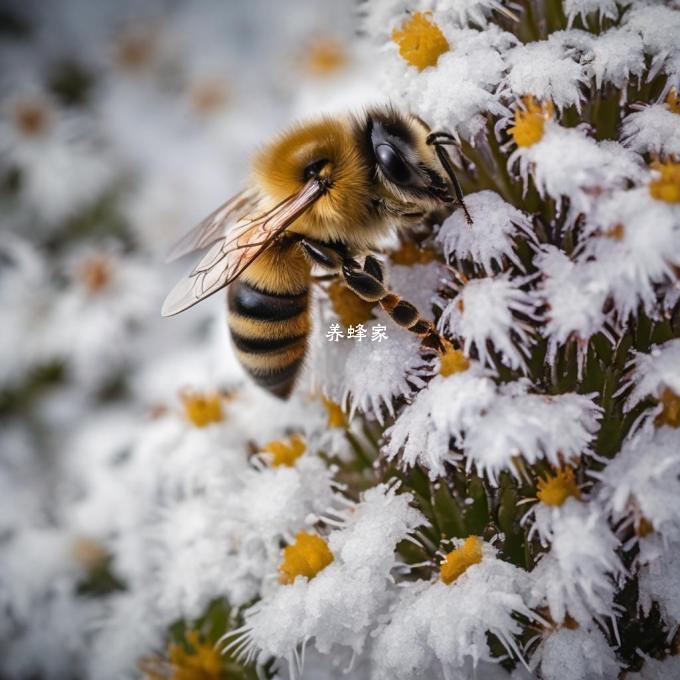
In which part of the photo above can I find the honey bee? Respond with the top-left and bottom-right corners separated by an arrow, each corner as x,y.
162,106 -> 471,398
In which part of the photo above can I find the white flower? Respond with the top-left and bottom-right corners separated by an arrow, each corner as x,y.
624,4 -> 680,90
621,102 -> 680,158
436,190 -> 535,271
438,274 -> 537,372
505,40 -> 587,110
227,485 -> 424,674
534,246 -> 608,360
585,27 -> 646,89
341,317 -> 428,423
0,93 -> 113,229
388,259 -> 446,316
625,339 -> 680,411
394,26 -> 511,139
535,624 -> 621,680
583,187 -> 680,318
529,498 -> 624,625
594,428 -> 680,541
464,387 -> 601,484
638,539 -> 680,627
236,454 -> 339,542
509,123 -> 643,215
52,242 -> 161,387
384,363 -> 497,478
373,540 -> 534,680
0,236 -> 60,386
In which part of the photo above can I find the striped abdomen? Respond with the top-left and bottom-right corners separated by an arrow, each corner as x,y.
227,280 -> 309,398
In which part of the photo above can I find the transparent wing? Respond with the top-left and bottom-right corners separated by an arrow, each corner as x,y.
164,188 -> 260,263
161,179 -> 324,317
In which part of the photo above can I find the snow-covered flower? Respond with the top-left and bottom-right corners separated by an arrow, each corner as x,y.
624,339 -> 680,419
384,361 -> 497,478
373,538 -> 534,679
463,386 -> 601,484
594,427 -> 680,541
438,273 -> 537,372
505,40 -> 588,111
51,242 -> 161,386
529,498 -> 624,625
534,624 -> 621,680
621,91 -> 680,159
638,539 -> 680,629
0,93 -> 113,229
436,190 -> 535,271
534,245 -> 609,362
225,484 -> 424,675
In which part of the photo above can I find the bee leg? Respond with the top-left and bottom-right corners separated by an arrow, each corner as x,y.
300,238 -> 347,271
363,254 -> 384,282
341,260 -> 445,353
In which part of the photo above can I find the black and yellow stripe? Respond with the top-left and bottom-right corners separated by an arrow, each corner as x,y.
227,279 -> 309,398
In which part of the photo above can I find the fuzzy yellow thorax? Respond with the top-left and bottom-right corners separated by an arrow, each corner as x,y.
265,434 -> 306,467
655,387 -> 680,428
650,160 -> 680,203
439,345 -> 470,377
666,88 -> 680,115
180,390 -> 224,428
440,536 -> 483,584
279,531 -> 334,584
322,396 -> 347,428
392,12 -> 449,71
537,467 -> 580,506
510,96 -> 554,148
328,280 -> 375,326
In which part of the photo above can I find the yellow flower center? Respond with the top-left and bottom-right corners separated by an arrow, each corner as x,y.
390,240 -> 438,266
440,536 -> 483,584
70,536 -> 108,570
140,630 -> 223,680
180,390 -> 224,428
303,37 -> 348,76
279,531 -> 334,584
392,12 -> 449,72
189,78 -> 229,115
327,280 -> 375,327
537,467 -> 580,506
77,254 -> 113,295
509,96 -> 554,148
655,387 -> 680,428
322,397 -> 347,429
264,434 -> 306,467
666,88 -> 680,115
114,26 -> 156,71
649,160 -> 680,203
12,97 -> 51,137
439,345 -> 470,377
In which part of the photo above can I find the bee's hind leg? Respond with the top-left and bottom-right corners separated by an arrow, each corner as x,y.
341,257 -> 446,353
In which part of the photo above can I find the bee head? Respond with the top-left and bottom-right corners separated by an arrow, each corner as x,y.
362,107 -> 455,214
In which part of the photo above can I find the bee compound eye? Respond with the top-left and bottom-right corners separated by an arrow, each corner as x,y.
375,143 -> 412,184
303,158 -> 329,181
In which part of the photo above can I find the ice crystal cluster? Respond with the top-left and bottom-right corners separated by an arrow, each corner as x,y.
1,1 -> 680,679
